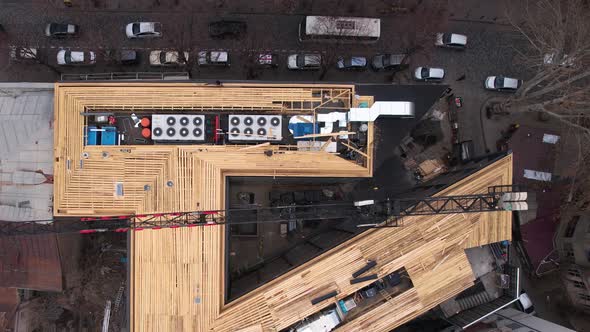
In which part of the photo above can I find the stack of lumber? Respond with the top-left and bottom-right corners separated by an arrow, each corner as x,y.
418,159 -> 447,181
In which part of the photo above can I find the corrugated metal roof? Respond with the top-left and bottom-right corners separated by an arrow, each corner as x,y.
0,233 -> 62,291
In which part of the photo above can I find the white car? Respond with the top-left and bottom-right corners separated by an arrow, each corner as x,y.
414,67 -> 445,81
126,22 -> 162,38
149,50 -> 189,66
57,50 -> 96,65
287,54 -> 321,70
484,76 -> 522,92
435,33 -> 467,49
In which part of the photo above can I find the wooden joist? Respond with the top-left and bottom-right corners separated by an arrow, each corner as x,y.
237,142 -> 271,151
294,131 -> 356,139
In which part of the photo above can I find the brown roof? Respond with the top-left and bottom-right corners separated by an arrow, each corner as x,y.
0,233 -> 62,291
508,125 -> 558,184
0,287 -> 18,331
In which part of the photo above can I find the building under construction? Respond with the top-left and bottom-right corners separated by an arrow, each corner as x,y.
51,82 -> 514,331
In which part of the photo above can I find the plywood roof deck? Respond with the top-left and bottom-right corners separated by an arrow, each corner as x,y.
53,83 -> 372,217
130,154 -> 512,332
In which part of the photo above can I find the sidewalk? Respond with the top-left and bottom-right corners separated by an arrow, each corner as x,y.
45,0 -> 401,15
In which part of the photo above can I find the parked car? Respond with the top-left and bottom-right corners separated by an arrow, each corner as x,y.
414,67 -> 445,81
57,50 -> 96,65
257,53 -> 278,67
149,50 -> 188,66
105,49 -> 139,65
198,51 -> 230,66
435,33 -> 467,49
515,291 -> 536,315
9,46 -> 38,62
45,23 -> 78,37
208,20 -> 246,38
371,54 -> 407,71
336,56 -> 367,70
126,22 -> 162,38
484,76 -> 522,92
287,53 -> 321,70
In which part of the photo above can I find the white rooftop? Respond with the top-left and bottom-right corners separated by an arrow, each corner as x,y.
0,84 -> 54,221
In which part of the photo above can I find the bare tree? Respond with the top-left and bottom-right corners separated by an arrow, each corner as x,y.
503,0 -> 590,134
2,23 -> 63,76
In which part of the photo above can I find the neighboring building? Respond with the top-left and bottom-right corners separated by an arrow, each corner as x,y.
442,308 -> 576,332
556,211 -> 590,313
0,233 -> 62,292
507,126 -> 562,272
0,84 -> 55,222
0,288 -> 18,331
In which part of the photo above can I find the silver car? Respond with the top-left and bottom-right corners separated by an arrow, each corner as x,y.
287,54 -> 321,70
149,50 -> 189,66
57,50 -> 96,65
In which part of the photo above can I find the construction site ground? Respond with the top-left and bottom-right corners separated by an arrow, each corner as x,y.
19,233 -> 127,331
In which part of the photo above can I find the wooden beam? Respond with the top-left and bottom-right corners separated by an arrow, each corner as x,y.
341,141 -> 368,158
296,115 -> 312,123
320,138 -> 334,151
294,131 -> 355,139
238,142 -> 271,151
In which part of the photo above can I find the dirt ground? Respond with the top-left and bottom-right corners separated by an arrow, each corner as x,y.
31,233 -> 127,331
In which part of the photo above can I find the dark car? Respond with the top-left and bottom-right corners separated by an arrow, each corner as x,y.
209,21 -> 247,38
371,53 -> 407,71
336,56 -> 367,70
45,23 -> 78,37
105,50 -> 139,65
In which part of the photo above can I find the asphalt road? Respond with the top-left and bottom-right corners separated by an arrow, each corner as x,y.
0,0 -> 529,154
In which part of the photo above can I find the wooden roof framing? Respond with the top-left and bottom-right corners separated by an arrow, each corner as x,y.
130,154 -> 513,332
53,83 -> 512,331
53,83 -> 370,217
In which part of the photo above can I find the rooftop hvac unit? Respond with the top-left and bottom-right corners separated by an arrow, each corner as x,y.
228,115 -> 282,141
152,114 -> 205,141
